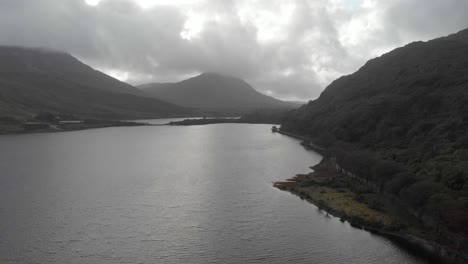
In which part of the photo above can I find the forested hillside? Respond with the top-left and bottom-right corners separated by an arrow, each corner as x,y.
281,29 -> 468,242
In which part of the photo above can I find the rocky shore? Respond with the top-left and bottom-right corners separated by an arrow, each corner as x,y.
274,159 -> 467,264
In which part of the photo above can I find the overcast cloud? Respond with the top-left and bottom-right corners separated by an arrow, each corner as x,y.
0,0 -> 467,100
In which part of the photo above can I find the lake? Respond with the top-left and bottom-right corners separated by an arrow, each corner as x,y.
0,124 -> 430,263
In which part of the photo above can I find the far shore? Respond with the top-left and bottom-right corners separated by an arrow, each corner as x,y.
0,120 -> 152,136
168,117 -> 279,126
0,117 -> 279,136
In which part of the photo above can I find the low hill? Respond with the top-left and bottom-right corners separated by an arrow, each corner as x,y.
139,72 -> 300,114
0,46 -> 186,119
281,29 -> 468,248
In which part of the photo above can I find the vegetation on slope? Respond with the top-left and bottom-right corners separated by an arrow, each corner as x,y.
0,46 -> 187,119
281,29 -> 468,254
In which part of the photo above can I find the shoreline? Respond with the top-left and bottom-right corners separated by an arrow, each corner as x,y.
273,160 -> 462,263
168,117 -> 279,126
0,117 -> 275,135
0,120 -> 151,136
273,131 -> 467,264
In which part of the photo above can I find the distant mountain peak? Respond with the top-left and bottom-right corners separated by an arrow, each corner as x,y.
194,72 -> 241,81
139,73 -> 300,113
199,72 -> 223,77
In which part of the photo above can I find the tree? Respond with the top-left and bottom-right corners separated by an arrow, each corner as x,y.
34,111 -> 58,123
372,160 -> 404,193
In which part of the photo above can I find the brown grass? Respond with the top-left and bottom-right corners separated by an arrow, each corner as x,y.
274,160 -> 395,227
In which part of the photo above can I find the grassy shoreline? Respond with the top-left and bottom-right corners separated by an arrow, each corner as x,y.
274,159 -> 466,264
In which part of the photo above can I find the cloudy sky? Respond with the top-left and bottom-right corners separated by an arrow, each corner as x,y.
0,0 -> 467,100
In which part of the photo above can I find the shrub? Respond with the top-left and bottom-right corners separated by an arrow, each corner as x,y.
34,111 -> 58,123
401,181 -> 441,207
386,172 -> 416,195
368,199 -> 384,211
0,116 -> 21,124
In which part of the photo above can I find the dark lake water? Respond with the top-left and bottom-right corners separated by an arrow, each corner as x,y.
0,124 -> 429,264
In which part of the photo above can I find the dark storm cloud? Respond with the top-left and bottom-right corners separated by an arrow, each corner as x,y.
0,0 -> 467,100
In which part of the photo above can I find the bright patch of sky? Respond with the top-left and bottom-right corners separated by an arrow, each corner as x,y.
86,0 -> 205,8
180,11 -> 206,40
237,1 -> 296,44
97,68 -> 130,82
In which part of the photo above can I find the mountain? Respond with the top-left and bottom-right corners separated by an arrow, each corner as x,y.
0,46 -> 186,119
281,29 -> 468,241
138,72 -> 300,114
282,28 -> 468,149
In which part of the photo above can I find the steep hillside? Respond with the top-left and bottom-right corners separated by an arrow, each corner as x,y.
283,28 -> 468,150
0,46 -> 143,96
0,46 -> 186,119
139,73 -> 299,114
281,29 -> 468,243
